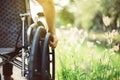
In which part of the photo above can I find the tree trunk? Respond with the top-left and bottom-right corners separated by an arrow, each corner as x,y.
112,13 -> 119,29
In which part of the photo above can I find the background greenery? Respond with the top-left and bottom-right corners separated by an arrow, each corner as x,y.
54,0 -> 120,80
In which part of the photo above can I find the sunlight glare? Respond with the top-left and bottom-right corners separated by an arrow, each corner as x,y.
54,0 -> 69,6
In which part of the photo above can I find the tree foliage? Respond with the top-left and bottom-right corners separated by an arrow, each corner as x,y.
58,6 -> 75,25
74,0 -> 102,29
55,0 -> 120,30
101,0 -> 120,29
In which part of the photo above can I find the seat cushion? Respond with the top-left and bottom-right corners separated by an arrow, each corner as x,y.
0,48 -> 15,55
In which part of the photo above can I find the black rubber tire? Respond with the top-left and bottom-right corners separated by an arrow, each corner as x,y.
28,27 -> 55,80
41,32 -> 55,80
41,32 -> 51,80
28,27 -> 46,80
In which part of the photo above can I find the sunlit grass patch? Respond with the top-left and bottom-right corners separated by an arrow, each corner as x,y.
55,28 -> 120,80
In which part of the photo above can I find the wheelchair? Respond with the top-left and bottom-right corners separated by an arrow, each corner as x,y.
0,0 -> 55,80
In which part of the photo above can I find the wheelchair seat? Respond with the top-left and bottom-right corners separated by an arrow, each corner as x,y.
0,0 -> 28,57
0,48 -> 15,55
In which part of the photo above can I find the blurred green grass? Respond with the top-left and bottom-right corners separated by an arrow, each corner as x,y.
55,28 -> 120,80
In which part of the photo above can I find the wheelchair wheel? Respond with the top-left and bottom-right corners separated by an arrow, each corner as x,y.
41,32 -> 55,80
28,27 -> 46,80
28,26 -> 55,80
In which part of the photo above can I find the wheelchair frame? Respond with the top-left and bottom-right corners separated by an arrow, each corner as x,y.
0,1 -> 55,80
